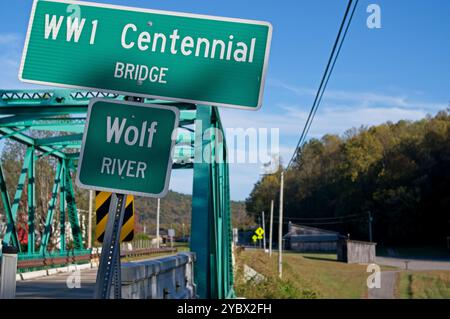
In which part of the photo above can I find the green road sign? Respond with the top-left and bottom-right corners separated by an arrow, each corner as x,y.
76,99 -> 179,197
19,0 -> 272,110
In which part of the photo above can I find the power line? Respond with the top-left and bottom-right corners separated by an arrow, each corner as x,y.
284,217 -> 365,226
287,0 -> 358,168
284,213 -> 366,221
300,0 -> 359,159
258,211 -> 366,222
287,0 -> 359,169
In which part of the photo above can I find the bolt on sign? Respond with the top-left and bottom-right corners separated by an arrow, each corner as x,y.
76,99 -> 179,197
95,191 -> 134,242
19,0 -> 272,110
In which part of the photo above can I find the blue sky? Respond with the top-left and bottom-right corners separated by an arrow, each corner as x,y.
1,0 -> 449,200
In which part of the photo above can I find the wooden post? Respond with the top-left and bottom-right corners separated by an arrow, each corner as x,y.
269,200 -> 274,256
278,171 -> 284,279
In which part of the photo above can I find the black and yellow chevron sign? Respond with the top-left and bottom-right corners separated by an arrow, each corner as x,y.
95,191 -> 134,242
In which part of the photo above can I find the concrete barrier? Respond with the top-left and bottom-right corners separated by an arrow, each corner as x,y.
0,246 -> 18,299
113,252 -> 196,299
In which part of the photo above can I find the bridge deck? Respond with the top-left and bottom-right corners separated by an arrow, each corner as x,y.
16,268 -> 97,299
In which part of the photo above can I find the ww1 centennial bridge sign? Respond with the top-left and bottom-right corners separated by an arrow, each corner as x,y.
19,0 -> 272,110
18,0 -> 273,299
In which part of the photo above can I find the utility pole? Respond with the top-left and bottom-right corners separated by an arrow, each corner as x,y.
278,170 -> 284,279
368,211 -> 373,242
258,215 -> 262,249
269,199 -> 274,256
88,190 -> 93,249
262,211 -> 266,251
156,198 -> 160,249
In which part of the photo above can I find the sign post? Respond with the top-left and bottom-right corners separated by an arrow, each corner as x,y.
93,193 -> 126,299
76,98 -> 179,298
168,228 -> 175,248
20,0 -> 272,110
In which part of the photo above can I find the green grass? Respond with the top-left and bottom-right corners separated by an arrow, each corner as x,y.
234,250 -> 371,299
397,271 -> 450,299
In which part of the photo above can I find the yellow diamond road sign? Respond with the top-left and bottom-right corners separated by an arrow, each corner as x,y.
255,227 -> 264,239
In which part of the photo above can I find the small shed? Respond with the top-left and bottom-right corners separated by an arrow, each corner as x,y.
283,223 -> 344,252
337,239 -> 376,264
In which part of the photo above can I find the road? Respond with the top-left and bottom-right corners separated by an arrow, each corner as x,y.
368,271 -> 398,299
16,268 -> 97,299
368,256 -> 450,299
16,256 -> 450,299
375,256 -> 450,271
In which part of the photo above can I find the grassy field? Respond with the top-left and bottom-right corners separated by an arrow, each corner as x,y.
397,271 -> 450,299
234,249 -> 371,299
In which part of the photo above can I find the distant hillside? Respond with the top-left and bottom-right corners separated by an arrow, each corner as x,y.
133,190 -> 254,236
0,136 -> 254,239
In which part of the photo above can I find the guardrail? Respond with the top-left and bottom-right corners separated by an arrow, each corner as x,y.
17,253 -> 91,271
17,247 -> 177,271
120,247 -> 177,259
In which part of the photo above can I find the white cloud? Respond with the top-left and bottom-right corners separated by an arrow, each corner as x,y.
221,104 -> 428,141
278,104 -> 428,138
218,79 -> 446,199
0,32 -> 38,89
0,33 -> 21,46
219,104 -> 430,199
169,169 -> 193,195
268,78 -> 447,111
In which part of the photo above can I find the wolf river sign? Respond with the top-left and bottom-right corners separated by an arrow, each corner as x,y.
19,0 -> 272,110
76,99 -> 179,197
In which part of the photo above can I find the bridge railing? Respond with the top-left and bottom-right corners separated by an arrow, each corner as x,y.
113,252 -> 196,299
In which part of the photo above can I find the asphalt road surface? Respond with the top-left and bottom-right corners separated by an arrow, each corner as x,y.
368,256 -> 450,299
368,271 -> 398,299
16,268 -> 97,299
376,257 -> 450,271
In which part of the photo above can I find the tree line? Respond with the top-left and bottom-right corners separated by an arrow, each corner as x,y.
246,111 -> 450,246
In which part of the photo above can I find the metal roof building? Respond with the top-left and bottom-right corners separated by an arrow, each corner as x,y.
283,222 -> 345,252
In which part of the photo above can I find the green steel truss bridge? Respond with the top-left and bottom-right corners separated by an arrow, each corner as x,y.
0,89 -> 234,298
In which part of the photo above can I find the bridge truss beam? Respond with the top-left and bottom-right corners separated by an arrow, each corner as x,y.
0,89 -> 234,298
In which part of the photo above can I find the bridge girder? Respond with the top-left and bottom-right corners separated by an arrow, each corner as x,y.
0,89 -> 233,298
